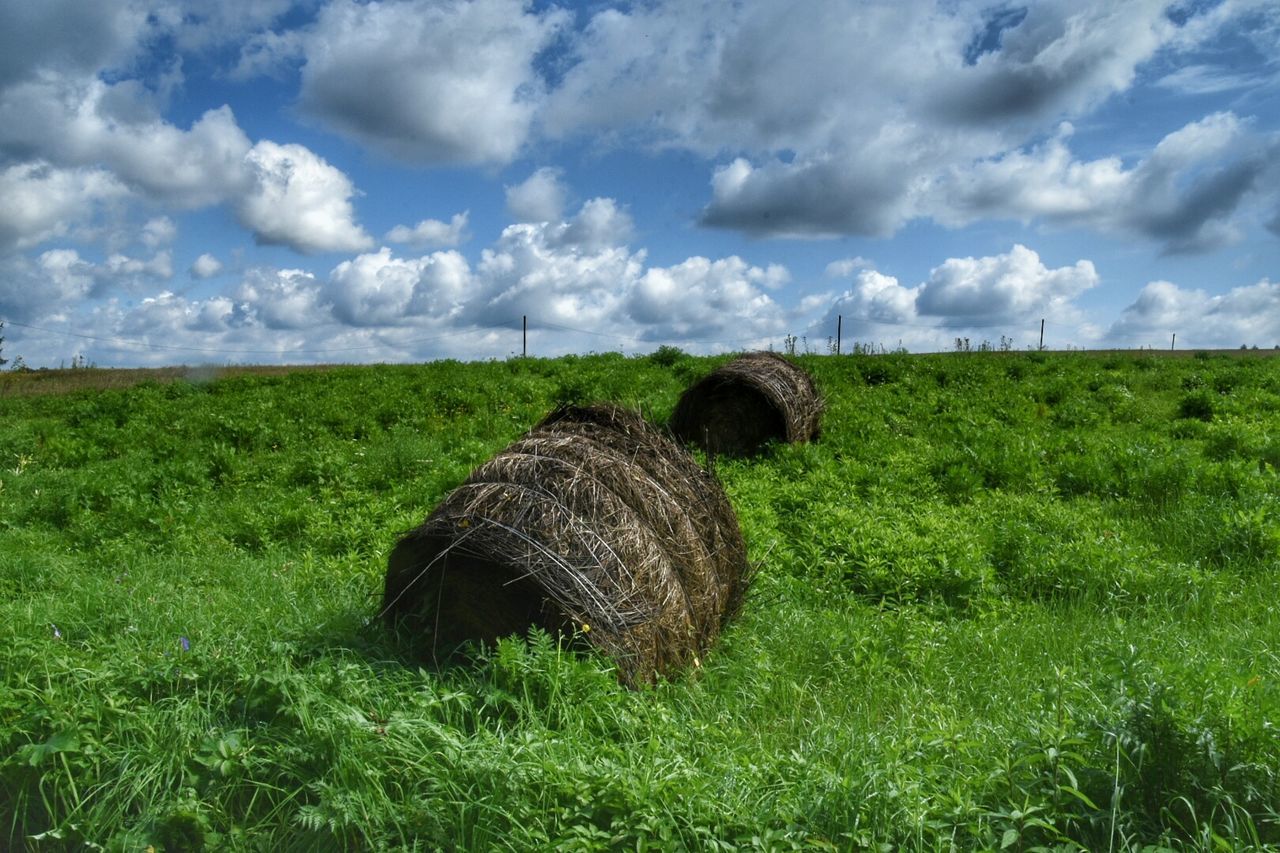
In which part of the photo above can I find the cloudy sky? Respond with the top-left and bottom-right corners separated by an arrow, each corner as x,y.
1,0 -> 1278,367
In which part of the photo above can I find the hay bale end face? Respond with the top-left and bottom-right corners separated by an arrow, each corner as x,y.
670,351 -> 823,456
382,404 -> 749,685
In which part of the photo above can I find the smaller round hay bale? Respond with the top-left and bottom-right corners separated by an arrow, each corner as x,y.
534,405 -> 750,627
670,351 -> 823,456
381,404 -> 749,685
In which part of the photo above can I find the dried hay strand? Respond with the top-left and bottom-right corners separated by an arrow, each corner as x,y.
381,404 -> 749,685
670,351 -> 823,456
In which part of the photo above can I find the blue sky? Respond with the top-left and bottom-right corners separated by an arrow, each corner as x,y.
1,0 -> 1278,367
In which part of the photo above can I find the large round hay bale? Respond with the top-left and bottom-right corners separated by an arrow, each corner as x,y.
670,351 -> 823,456
381,404 -> 749,685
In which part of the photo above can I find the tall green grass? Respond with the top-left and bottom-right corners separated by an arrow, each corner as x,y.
2,351 -> 1278,849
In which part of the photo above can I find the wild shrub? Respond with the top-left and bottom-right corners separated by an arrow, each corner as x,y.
1177,390 -> 1216,421
988,498 -> 1165,602
930,448 -> 984,501
1092,382 -> 1141,423
1261,438 -> 1280,470
1052,396 -> 1104,428
1202,421 -> 1260,462
1169,417 -> 1208,440
645,344 -> 686,367
1035,377 -> 1073,406
858,360 -> 897,386
1078,649 -> 1280,847
1052,436 -> 1116,499
929,430 -> 1046,500
1205,501 -> 1280,569
796,502 -> 994,607
429,384 -> 476,417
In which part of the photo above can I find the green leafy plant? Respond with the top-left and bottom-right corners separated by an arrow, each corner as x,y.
1,351 -> 1278,849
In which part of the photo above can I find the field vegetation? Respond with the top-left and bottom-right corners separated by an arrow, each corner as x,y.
2,350 -> 1278,850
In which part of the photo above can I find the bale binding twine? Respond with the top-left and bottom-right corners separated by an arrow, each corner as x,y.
381,404 -> 749,685
670,351 -> 823,456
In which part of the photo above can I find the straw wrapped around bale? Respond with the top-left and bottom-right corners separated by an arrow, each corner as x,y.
670,351 -> 823,456
381,404 -> 749,685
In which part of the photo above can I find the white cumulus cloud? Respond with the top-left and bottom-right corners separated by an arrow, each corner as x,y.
506,167 -> 568,223
0,78 -> 255,208
550,198 -> 634,252
628,256 -> 788,342
234,267 -> 328,330
815,245 -> 1098,347
926,1 -> 1175,126
326,247 -> 472,326
915,244 -> 1098,322
545,0 -> 1274,245
237,141 -> 374,254
0,249 -> 97,320
824,257 -> 874,279
386,212 -> 470,249
936,114 -> 1280,253
101,250 -> 174,284
297,0 -> 568,165
1106,278 -> 1280,349
117,290 -> 238,337
0,1 -> 150,90
470,226 -> 640,330
822,270 -> 922,329
140,216 -> 177,249
190,253 -> 224,279
0,73 -> 374,256
0,246 -> 177,322
0,162 -> 127,251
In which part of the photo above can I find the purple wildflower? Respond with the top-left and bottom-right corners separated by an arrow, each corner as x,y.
179,636 -> 190,653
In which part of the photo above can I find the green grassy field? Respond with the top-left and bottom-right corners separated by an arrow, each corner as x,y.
2,350 -> 1278,850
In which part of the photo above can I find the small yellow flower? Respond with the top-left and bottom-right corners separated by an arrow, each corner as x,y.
581,623 -> 590,633
458,518 -> 470,528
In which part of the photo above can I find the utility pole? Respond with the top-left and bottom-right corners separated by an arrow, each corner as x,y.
522,315 -> 527,358
1039,318 -> 1045,351
836,315 -> 842,355
1171,332 -> 1175,352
